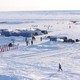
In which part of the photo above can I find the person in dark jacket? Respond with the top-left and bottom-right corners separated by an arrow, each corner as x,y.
32,36 -> 36,41
26,41 -> 29,46
58,63 -> 63,71
40,37 -> 42,41
31,40 -> 33,45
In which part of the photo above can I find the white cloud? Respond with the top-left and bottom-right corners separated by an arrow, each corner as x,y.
0,0 -> 80,11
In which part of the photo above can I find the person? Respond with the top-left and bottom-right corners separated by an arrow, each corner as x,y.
40,37 -> 42,41
58,63 -> 63,71
26,41 -> 29,46
8,43 -> 13,47
32,36 -> 36,41
31,40 -> 33,45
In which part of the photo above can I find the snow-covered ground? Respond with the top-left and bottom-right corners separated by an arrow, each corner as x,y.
0,11 -> 80,80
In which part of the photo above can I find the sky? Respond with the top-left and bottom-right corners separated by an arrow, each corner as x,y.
0,0 -> 80,11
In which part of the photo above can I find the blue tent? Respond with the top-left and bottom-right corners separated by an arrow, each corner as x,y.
11,30 -> 33,37
19,31 -> 32,37
1,29 -> 42,37
11,32 -> 20,36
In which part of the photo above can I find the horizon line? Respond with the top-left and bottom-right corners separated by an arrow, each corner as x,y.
0,10 -> 80,12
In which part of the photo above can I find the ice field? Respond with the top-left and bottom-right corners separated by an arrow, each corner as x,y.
0,11 -> 80,80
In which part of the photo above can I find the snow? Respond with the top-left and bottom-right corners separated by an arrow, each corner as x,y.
0,11 -> 80,80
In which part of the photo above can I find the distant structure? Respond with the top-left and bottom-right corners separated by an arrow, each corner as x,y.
0,28 -> 48,37
70,20 -> 78,24
49,36 -> 80,43
69,25 -> 71,28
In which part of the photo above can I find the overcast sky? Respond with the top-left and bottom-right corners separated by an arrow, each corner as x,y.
0,0 -> 80,11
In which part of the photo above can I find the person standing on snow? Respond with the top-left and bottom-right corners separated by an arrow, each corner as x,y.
31,40 -> 33,45
58,63 -> 63,71
40,37 -> 42,41
26,41 -> 29,46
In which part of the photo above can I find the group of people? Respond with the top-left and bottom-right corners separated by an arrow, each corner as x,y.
25,36 -> 43,46
25,40 -> 33,46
